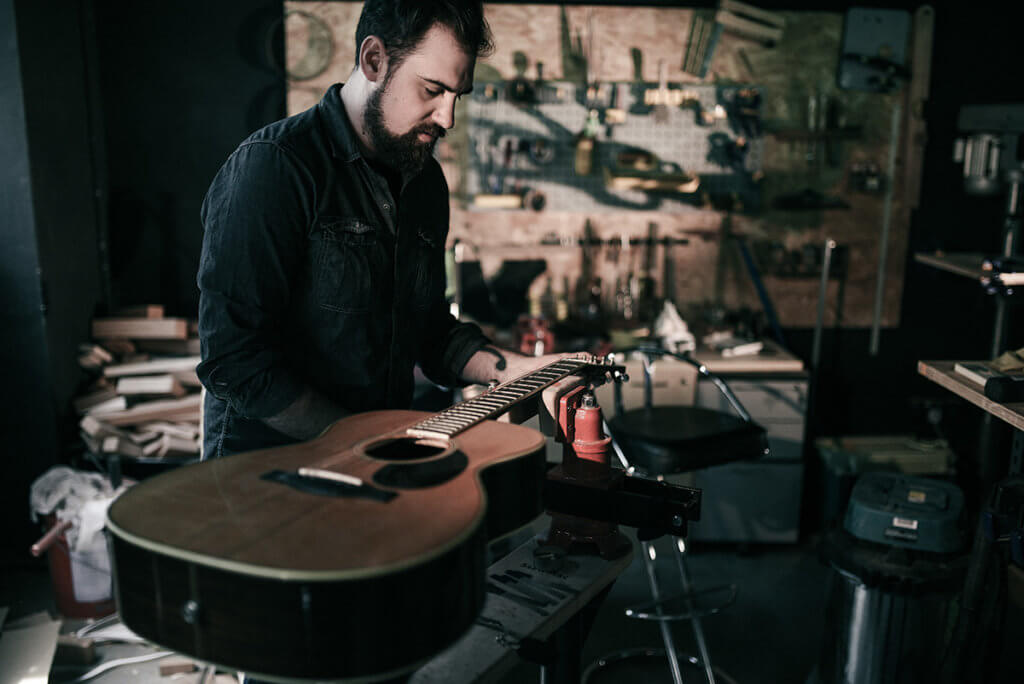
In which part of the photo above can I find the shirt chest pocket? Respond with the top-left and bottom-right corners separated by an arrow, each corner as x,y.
313,218 -> 384,314
412,227 -> 444,312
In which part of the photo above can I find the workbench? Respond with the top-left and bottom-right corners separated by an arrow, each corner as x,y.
917,360 -> 1024,681
412,527 -> 634,684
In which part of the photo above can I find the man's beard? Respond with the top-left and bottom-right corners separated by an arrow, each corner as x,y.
364,80 -> 445,176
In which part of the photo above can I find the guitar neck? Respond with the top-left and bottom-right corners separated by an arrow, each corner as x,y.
406,357 -> 596,440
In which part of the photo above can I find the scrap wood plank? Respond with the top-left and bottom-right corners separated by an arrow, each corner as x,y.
73,387 -> 120,414
137,338 -> 201,355
137,421 -> 200,439
97,338 -> 137,355
84,395 -> 128,416
115,304 -> 165,319
92,317 -> 188,340
103,356 -> 200,378
102,436 -> 145,458
80,414 -> 133,440
99,394 -> 202,427
116,374 -> 186,398
159,658 -> 197,676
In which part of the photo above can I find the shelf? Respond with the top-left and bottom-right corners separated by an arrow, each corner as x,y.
914,251 -> 1024,289
918,360 -> 1024,432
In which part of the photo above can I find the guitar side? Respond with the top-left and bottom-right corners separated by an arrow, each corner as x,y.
107,410 -> 548,681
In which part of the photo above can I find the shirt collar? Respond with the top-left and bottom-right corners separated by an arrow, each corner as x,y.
317,82 -> 425,188
318,83 -> 362,163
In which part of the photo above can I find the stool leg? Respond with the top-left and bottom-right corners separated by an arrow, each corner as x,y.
673,540 -> 716,684
642,541 -> 685,684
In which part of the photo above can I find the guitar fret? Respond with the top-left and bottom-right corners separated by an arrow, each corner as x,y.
464,397 -> 499,409
454,406 -> 491,415
440,412 -> 481,423
421,418 -> 464,428
436,411 -> 475,421
409,421 -> 457,431
417,416 -> 465,426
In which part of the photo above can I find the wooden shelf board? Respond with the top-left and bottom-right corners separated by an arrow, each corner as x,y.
918,360 -> 1024,432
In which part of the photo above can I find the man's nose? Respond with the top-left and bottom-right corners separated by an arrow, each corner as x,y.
433,94 -> 457,130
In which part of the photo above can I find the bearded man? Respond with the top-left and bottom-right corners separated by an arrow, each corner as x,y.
197,1 -> 571,458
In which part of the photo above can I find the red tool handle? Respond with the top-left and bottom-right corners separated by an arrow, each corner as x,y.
31,519 -> 72,557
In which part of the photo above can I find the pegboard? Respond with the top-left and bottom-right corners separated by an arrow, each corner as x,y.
465,81 -> 763,213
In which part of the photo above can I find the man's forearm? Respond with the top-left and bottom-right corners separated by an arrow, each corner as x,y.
459,345 -> 524,386
262,387 -> 349,441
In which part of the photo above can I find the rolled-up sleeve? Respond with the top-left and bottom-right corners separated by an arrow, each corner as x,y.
196,141 -> 311,418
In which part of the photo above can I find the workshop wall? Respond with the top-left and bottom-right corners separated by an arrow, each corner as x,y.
286,2 -> 928,329
95,0 -> 286,317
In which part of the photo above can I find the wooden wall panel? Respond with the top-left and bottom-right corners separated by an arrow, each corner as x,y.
285,2 -> 926,329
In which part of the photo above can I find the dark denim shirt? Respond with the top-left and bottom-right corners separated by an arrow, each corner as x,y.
197,84 -> 488,458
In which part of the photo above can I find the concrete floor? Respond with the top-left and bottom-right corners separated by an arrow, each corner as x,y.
495,530 -> 832,684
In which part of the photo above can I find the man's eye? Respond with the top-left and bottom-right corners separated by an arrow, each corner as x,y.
425,88 -> 442,97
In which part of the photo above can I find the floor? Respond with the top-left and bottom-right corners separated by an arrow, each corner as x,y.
495,529 -> 832,684
1,529 -> 833,684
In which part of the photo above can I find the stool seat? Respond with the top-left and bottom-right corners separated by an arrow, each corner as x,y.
609,406 -> 768,475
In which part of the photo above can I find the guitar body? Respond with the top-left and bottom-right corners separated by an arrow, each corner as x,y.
106,410 -> 548,681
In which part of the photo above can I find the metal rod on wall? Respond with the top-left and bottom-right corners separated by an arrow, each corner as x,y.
812,238 -> 836,372
869,102 -> 903,356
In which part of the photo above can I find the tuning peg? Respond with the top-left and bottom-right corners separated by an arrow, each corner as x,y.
613,370 -> 629,383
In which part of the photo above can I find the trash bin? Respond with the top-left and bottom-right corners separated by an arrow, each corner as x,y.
816,472 -> 969,684
39,514 -> 116,618
30,466 -> 120,619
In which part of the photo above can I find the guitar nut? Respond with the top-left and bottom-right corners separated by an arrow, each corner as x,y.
181,599 -> 201,625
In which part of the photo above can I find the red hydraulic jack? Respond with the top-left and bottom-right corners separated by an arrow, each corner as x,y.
541,385 -> 701,559
545,386 -> 632,559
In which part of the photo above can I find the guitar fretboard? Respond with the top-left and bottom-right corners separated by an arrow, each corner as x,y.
405,358 -> 591,440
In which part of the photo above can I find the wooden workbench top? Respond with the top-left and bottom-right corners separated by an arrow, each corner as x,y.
918,360 -> 1024,432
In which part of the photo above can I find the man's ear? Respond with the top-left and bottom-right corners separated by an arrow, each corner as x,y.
359,35 -> 388,84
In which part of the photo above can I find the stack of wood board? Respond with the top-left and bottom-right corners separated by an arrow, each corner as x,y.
75,306 -> 203,461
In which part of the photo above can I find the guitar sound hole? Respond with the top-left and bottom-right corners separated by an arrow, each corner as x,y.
364,436 -> 448,461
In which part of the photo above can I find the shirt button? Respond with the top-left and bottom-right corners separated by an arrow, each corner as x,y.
382,202 -> 390,211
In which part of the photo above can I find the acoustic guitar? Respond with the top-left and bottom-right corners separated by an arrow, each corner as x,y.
106,356 -> 616,682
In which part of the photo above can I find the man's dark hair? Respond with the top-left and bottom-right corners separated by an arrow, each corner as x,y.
355,0 -> 493,70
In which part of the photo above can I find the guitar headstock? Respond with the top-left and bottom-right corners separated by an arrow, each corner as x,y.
580,354 -> 629,387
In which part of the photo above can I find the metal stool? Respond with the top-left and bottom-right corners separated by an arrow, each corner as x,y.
586,347 -> 768,684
